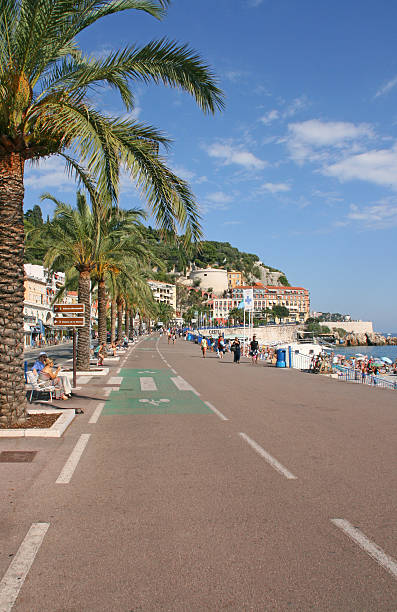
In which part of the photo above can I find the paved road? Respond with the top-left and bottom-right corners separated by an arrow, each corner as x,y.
23,342 -> 74,368
1,335 -> 397,610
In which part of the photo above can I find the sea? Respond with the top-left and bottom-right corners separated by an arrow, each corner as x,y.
329,343 -> 397,362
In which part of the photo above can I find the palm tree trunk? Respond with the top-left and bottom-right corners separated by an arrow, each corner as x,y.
0,153 -> 27,425
129,310 -> 134,339
97,278 -> 107,343
125,308 -> 130,340
117,297 -> 123,343
110,298 -> 116,343
77,269 -> 91,370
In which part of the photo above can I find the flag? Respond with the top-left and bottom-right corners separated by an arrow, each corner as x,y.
243,289 -> 254,311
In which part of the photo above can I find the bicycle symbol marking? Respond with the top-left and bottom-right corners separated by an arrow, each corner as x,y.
139,398 -> 170,406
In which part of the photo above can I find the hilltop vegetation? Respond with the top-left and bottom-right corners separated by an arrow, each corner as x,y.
24,208 -> 289,284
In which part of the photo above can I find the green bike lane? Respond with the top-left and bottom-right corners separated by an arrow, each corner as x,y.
103,366 -> 212,415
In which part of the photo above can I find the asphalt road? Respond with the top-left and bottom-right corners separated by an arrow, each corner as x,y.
1,335 -> 397,611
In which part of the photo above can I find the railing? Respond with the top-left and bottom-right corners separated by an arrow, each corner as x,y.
290,351 -> 313,370
333,365 -> 397,390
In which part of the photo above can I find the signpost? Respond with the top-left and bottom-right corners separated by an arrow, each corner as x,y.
53,304 -> 85,389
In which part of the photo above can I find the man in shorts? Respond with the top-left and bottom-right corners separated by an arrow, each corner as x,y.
249,335 -> 259,364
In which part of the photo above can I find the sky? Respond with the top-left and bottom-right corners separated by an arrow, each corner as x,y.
23,0 -> 397,331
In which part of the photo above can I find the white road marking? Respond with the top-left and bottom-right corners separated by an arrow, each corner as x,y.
56,434 -> 91,484
103,388 -> 111,397
331,519 -> 397,580
140,377 -> 157,391
171,376 -> 200,395
171,368 -> 177,374
0,522 -> 49,612
204,401 -> 228,421
76,376 -> 92,385
115,367 -> 121,374
89,402 -> 105,424
107,376 -> 123,386
238,433 -> 297,480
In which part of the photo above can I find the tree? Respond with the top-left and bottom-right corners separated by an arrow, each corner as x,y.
43,193 -> 100,370
93,207 -> 150,343
271,305 -> 290,322
0,0 -> 224,423
156,302 -> 174,326
228,307 -> 244,324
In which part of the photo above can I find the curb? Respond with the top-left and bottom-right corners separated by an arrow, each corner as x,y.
0,409 -> 75,438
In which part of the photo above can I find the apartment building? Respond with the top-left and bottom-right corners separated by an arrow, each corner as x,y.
148,279 -> 176,313
23,264 -> 65,346
227,270 -> 242,289
212,283 -> 310,323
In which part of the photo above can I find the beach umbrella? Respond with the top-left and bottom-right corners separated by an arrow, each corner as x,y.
382,357 -> 392,364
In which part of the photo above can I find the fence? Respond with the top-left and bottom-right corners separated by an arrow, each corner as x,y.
333,365 -> 397,390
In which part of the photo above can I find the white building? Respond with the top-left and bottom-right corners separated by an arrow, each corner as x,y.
148,279 -> 176,313
189,268 -> 228,295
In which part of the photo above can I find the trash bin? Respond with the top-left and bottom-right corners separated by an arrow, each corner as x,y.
276,348 -> 286,368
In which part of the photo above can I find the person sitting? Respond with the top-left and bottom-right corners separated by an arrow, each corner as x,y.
39,358 -> 69,400
31,352 -> 47,377
97,342 -> 106,366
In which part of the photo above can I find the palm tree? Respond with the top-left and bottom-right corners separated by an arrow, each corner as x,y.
93,207 -> 149,343
0,0 -> 224,422
43,192 -> 100,370
156,301 -> 174,326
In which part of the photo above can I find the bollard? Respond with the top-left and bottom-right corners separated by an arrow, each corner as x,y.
24,360 -> 28,382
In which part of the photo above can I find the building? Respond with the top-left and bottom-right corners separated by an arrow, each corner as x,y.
23,264 -> 65,346
148,280 -> 176,313
227,270 -> 242,289
189,268 -> 228,295
212,284 -> 310,323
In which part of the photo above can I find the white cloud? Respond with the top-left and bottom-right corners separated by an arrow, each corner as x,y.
324,146 -> 397,190
205,191 -> 233,205
262,182 -> 291,193
375,75 -> 397,98
171,165 -> 196,182
283,95 -> 309,118
345,199 -> 397,228
286,119 -> 374,163
25,157 -> 75,191
205,142 -> 267,170
260,109 -> 279,125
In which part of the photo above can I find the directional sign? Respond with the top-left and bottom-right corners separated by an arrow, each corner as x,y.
54,316 -> 85,327
54,304 -> 85,313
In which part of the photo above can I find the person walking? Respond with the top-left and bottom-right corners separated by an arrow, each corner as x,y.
249,335 -> 259,365
217,335 -> 225,359
201,337 -> 208,358
231,337 -> 241,364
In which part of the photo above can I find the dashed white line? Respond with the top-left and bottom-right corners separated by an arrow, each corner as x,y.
171,368 -> 177,374
56,434 -> 91,484
103,388 -> 111,397
140,377 -> 157,391
331,519 -> 397,580
171,376 -> 200,395
0,522 -> 50,612
89,402 -> 105,424
238,433 -> 297,480
204,401 -> 228,421
107,376 -> 123,386
115,367 -> 121,374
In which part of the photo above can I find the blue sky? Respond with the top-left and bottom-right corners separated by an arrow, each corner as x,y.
24,0 -> 397,331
